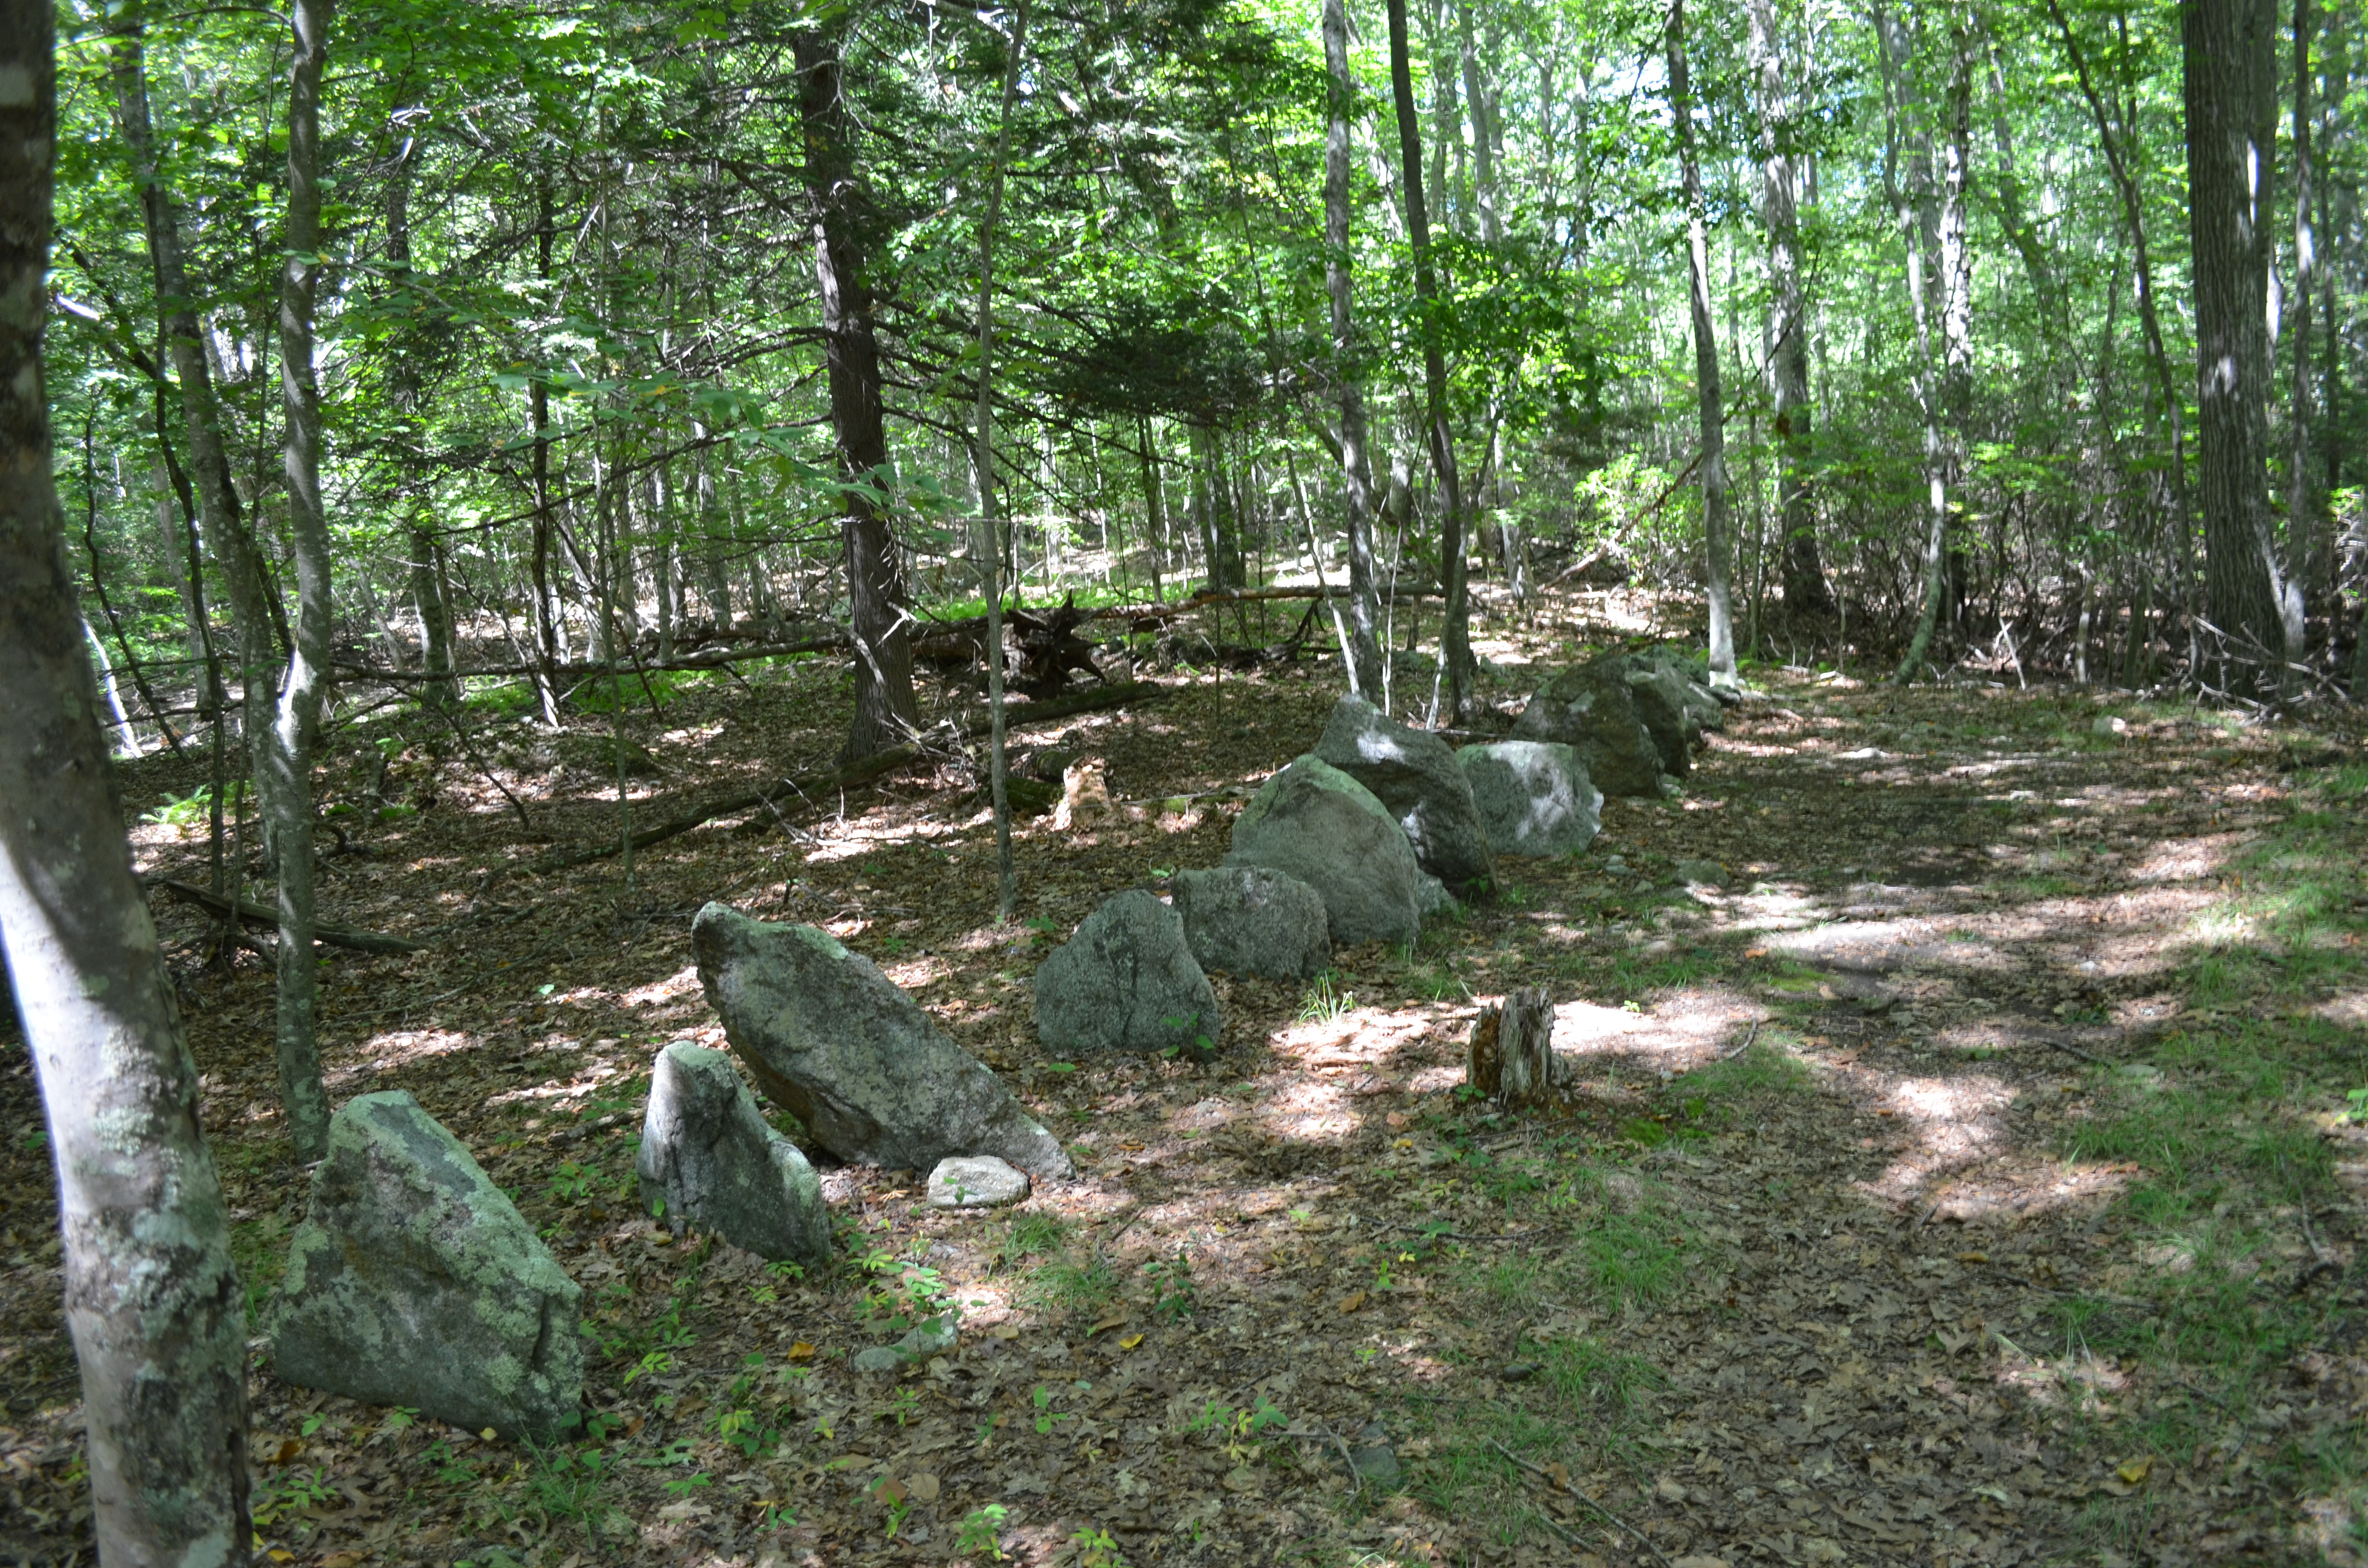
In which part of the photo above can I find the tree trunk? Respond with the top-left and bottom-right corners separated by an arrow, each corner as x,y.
0,8 -> 253,1549
386,139 -> 455,708
1455,0 -> 1501,243
2293,0 -> 2322,623
972,0 -> 1029,925
1386,0 -> 1475,722
1747,0 -> 1832,616
1668,0 -> 1735,686
110,11 -> 329,1158
1324,0 -> 1386,698
2186,0 -> 2304,693
794,23 -> 921,762
266,0 -> 338,1162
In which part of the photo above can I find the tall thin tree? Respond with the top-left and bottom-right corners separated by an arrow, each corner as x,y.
1324,0 -> 1385,698
1668,0 -> 1736,686
1385,0 -> 1475,723
0,1 -> 253,1552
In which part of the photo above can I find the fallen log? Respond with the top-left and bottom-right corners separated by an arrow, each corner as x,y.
529,680 -> 1169,872
332,633 -> 850,686
149,878 -> 430,955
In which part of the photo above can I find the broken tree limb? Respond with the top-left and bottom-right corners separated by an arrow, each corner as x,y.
149,878 -> 429,955
332,633 -> 850,686
528,680 -> 1169,873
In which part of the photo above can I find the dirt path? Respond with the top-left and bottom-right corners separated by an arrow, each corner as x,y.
1,630 -> 2363,1568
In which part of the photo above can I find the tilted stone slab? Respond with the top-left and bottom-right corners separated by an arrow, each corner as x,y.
1512,663 -> 1670,797
691,904 -> 1072,1179
268,1091 -> 582,1441
637,1042 -> 830,1267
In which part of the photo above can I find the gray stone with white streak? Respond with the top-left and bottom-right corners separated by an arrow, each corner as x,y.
1456,740 -> 1602,857
637,1042 -> 829,1266
927,1155 -> 1031,1209
1223,755 -> 1423,947
1313,695 -> 1494,892
268,1091 -> 582,1441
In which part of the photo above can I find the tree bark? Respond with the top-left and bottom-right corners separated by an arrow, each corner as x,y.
1668,0 -> 1735,686
972,0 -> 1029,925
0,6 -> 253,1551
1386,0 -> 1475,722
794,22 -> 921,762
1747,0 -> 1832,616
2292,0 -> 2322,618
110,10 -> 331,1158
1324,0 -> 1385,698
2186,0 -> 2304,694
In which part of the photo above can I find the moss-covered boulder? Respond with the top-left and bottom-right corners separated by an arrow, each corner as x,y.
1224,755 -> 1423,946
268,1092 -> 581,1441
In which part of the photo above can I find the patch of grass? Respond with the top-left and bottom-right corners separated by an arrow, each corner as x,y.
1296,971 -> 1355,1024
1578,1211 -> 1685,1312
229,1210 -> 291,1327
1672,1041 -> 1813,1100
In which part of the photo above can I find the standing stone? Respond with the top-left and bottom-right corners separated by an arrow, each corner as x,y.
1224,756 -> 1423,946
1035,889 -> 1221,1056
1457,740 -> 1603,856
267,1092 -> 581,1441
1170,865 -> 1330,980
927,1155 -> 1031,1209
637,1042 -> 830,1267
1312,696 -> 1494,891
692,904 -> 1072,1179
1512,662 -> 1670,797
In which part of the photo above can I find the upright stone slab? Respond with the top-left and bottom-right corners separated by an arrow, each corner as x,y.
1224,755 -> 1423,946
692,904 -> 1072,1178
1170,864 -> 1330,980
637,1042 -> 830,1267
267,1091 -> 581,1441
1312,696 -> 1494,891
1457,740 -> 1602,857
1036,890 -> 1221,1055
1512,663 -> 1669,797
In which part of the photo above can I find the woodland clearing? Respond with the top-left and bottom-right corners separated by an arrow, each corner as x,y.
4,588 -> 2367,1568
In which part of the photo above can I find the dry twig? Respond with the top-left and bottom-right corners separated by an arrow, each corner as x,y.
1489,1439 -> 1676,1568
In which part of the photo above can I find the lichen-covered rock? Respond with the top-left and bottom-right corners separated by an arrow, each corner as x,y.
267,1091 -> 581,1441
691,904 -> 1072,1179
1456,740 -> 1602,857
637,1043 -> 829,1266
1170,865 -> 1330,981
927,1155 -> 1030,1209
1035,890 -> 1221,1055
1224,756 -> 1423,946
1312,696 -> 1493,891
1511,663 -> 1670,797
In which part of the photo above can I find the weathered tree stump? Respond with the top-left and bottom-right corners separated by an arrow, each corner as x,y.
1466,986 -> 1562,1109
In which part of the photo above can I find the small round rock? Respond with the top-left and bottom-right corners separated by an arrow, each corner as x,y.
927,1155 -> 1031,1209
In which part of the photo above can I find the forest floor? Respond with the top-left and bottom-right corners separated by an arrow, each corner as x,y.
4,587 -> 2368,1568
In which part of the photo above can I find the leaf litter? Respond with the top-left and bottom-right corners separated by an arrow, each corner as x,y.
0,616 -> 2364,1567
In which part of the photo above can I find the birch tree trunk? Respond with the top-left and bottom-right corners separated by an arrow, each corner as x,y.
0,8 -> 254,1550
110,11 -> 331,1158
2186,0 -> 2304,694
1386,0 -> 1475,723
1324,0 -> 1385,698
1667,0 -> 1735,686
2293,0 -> 2322,613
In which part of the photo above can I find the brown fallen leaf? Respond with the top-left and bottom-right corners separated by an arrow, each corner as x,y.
785,1341 -> 816,1361
1956,1251 -> 1989,1264
1339,1291 -> 1367,1313
1086,1311 -> 1129,1336
2117,1456 -> 2154,1485
266,1437 -> 301,1466
1119,1333 -> 1145,1350
906,1472 -> 941,1504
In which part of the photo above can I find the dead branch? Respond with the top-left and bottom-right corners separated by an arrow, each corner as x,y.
149,878 -> 429,955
